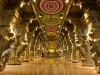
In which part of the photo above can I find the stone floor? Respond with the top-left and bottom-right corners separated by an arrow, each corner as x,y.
0,58 -> 99,75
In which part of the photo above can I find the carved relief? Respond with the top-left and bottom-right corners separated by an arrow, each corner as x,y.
85,10 -> 100,73
0,26 -> 15,71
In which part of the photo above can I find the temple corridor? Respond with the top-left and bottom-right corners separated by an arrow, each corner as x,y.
0,58 -> 99,75
1,0 -> 100,74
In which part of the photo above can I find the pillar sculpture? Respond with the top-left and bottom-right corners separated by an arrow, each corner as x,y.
24,32 -> 34,62
66,32 -> 72,61
0,10 -> 18,71
0,26 -> 15,71
8,24 -> 28,65
84,10 -> 100,73
67,25 -> 77,62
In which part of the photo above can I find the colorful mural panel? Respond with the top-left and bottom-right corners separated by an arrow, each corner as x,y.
45,26 -> 58,31
42,16 -> 61,26
38,0 -> 66,14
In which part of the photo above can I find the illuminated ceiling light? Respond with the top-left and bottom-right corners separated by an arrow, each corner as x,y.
60,16 -> 63,19
20,1 -> 25,8
57,31 -> 59,32
33,0 -> 36,2
44,31 -> 46,32
42,25 -> 44,27
39,15 -> 42,18
65,0 -> 69,3
58,25 -> 60,27
49,49 -> 54,53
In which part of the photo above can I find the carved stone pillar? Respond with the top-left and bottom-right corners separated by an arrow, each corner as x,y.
8,24 -> 28,65
0,10 -> 17,71
33,31 -> 40,60
67,25 -> 77,62
24,32 -> 33,62
81,17 -> 94,67
74,21 -> 93,66
84,10 -> 100,73
67,38 -> 72,60
65,32 -> 72,60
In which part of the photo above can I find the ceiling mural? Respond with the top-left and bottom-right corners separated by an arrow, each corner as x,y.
42,16 -> 61,26
47,32 -> 56,36
34,0 -> 68,50
45,26 -> 58,31
37,0 -> 66,14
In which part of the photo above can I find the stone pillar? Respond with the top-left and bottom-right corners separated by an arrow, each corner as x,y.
8,24 -> 28,65
84,10 -> 100,73
24,32 -> 33,62
0,10 -> 17,71
74,21 -> 93,66
81,17 -> 94,66
66,33 -> 72,61
63,30 -> 72,60
67,25 -> 78,62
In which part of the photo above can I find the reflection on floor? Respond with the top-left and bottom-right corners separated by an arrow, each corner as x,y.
0,58 -> 99,75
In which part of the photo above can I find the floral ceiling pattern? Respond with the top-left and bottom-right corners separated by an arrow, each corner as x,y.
34,0 -> 68,49
38,0 -> 66,14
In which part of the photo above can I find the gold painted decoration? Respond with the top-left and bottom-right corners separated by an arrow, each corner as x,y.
47,32 -> 56,36
42,16 -> 61,26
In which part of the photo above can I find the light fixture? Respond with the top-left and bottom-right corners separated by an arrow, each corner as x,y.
58,25 -> 60,27
57,31 -> 59,33
60,16 -> 63,19
42,25 -> 44,27
33,0 -> 36,2
65,0 -> 69,3
39,15 -> 42,18
49,49 -> 54,53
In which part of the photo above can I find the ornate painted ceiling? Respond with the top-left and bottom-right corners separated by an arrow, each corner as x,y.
33,0 -> 69,50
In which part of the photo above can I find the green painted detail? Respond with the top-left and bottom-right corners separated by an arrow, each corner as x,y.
34,0 -> 68,40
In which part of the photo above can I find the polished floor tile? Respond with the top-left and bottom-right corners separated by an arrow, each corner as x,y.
0,58 -> 99,75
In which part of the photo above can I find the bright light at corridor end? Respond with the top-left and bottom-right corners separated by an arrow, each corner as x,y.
49,49 -> 54,53
65,0 -> 69,3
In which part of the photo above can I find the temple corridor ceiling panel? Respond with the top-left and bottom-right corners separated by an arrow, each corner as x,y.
33,0 -> 69,50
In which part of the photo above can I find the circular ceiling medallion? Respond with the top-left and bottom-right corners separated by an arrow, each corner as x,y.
45,26 -> 58,31
42,16 -> 61,26
38,0 -> 65,14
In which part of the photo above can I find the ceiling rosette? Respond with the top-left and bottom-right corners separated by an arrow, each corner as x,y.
38,0 -> 66,14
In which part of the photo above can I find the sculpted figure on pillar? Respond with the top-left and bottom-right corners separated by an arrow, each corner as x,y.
0,26 -> 15,71
84,10 -> 100,73
89,26 -> 100,72
74,23 -> 86,65
66,24 -> 78,62
66,34 -> 72,61
8,24 -> 28,64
